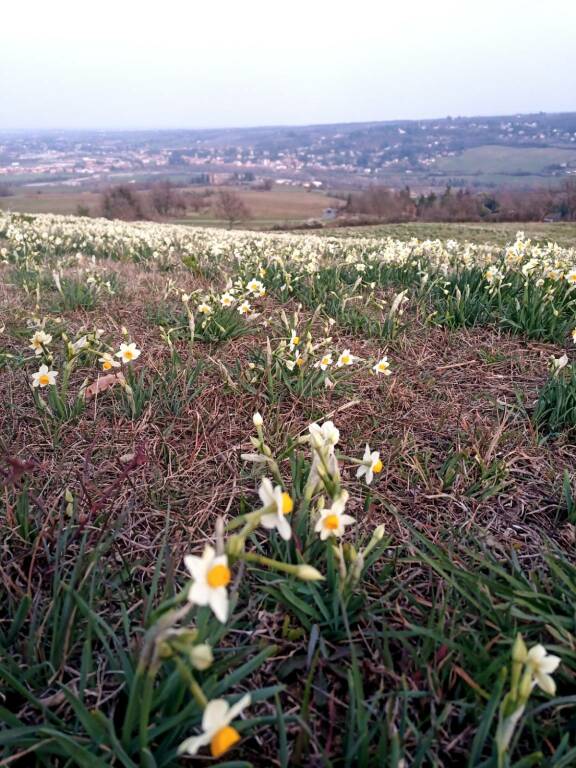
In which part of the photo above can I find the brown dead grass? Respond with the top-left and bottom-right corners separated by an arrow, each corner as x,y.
1,258 -> 574,596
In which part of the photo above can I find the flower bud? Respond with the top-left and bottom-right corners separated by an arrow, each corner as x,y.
512,633 -> 528,664
190,644 -> 214,671
253,412 -> 263,427
372,524 -> 385,541
296,564 -> 325,582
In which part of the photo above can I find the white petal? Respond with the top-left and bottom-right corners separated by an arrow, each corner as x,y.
535,672 -> 556,696
202,698 -> 230,731
188,581 -> 210,606
528,645 -> 547,663
540,655 -> 561,674
260,513 -> 278,530
277,515 -> 292,541
209,587 -> 229,623
227,693 -> 251,721
356,465 -> 366,479
258,478 -> 274,507
178,732 -> 211,755
184,554 -> 206,581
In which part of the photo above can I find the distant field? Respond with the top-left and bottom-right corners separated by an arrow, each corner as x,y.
320,221 -> 576,246
175,186 -> 343,224
435,145 -> 576,176
0,186 -> 342,224
0,190 -> 102,216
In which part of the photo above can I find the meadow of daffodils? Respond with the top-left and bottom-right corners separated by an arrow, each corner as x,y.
1,211 -> 576,766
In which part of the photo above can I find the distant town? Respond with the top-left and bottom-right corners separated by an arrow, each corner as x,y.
2,112 -> 576,193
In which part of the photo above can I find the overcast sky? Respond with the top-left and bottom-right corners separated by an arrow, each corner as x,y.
2,0 -> 575,130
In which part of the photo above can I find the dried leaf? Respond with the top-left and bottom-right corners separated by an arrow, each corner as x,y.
83,372 -> 126,401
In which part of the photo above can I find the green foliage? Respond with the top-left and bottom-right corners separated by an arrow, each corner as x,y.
534,362 -> 576,435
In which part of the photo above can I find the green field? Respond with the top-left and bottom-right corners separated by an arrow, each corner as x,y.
435,144 -> 576,176
320,220 -> 576,246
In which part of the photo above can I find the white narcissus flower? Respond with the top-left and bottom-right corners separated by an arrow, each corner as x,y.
220,292 -> 235,307
336,349 -> 357,367
551,353 -> 569,373
29,330 -> 52,355
252,411 -> 263,427
238,300 -> 251,315
572,328 -> 576,345
315,490 -> 355,540
565,269 -> 576,284
198,302 -> 212,315
116,342 -> 141,364
247,278 -> 265,296
315,353 -> 333,371
373,356 -> 392,376
356,444 -> 383,485
72,335 -> 89,352
289,329 -> 300,351
31,364 -> 58,388
309,420 -> 340,450
178,694 -> 251,758
526,645 -> 561,695
99,352 -> 120,371
184,546 -> 231,623
258,478 -> 293,540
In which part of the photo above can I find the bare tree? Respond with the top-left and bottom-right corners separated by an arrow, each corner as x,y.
150,180 -> 187,217
214,190 -> 251,228
101,185 -> 148,221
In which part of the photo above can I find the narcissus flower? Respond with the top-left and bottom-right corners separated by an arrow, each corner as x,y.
315,490 -> 355,540
356,444 -> 383,485
184,546 -> 231,623
373,356 -> 392,376
309,420 -> 340,450
198,302 -> 212,315
99,352 -> 120,371
116,342 -> 141,364
551,353 -> 569,373
32,365 -> 58,388
258,477 -> 293,540
72,335 -> 89,352
179,694 -> 250,758
315,353 -> 333,371
29,330 -> 52,355
247,278 -> 265,296
238,300 -> 251,315
289,329 -> 300,351
565,269 -> 576,284
220,292 -> 235,307
286,351 -> 304,371
336,349 -> 357,367
526,644 -> 561,695
572,328 -> 576,345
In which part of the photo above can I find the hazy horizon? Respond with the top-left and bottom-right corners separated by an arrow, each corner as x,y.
2,0 -> 575,131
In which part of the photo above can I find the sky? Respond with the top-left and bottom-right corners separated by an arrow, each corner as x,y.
1,0 -> 575,130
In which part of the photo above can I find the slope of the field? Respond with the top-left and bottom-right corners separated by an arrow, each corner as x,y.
1,213 -> 576,766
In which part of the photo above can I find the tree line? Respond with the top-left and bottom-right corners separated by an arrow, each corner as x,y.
342,181 -> 576,223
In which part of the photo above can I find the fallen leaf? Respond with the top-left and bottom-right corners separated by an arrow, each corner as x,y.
83,372 -> 126,400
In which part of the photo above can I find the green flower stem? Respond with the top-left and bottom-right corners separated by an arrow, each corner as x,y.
174,656 -> 208,709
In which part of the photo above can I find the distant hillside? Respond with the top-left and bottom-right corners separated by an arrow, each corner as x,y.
1,112 -> 576,190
